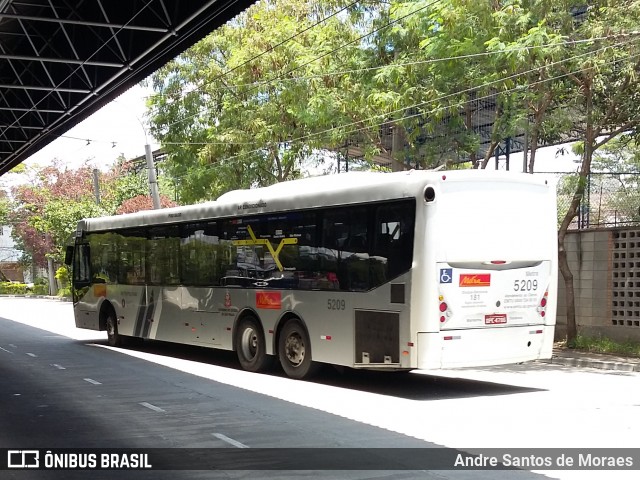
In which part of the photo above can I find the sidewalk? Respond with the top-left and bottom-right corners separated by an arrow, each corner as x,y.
542,347 -> 640,372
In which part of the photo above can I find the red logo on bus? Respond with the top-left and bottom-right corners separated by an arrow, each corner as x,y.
459,274 -> 491,287
256,291 -> 281,309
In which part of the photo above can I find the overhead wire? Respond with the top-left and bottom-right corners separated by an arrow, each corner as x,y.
148,0 -> 364,102
54,29 -> 640,150
157,35 -> 639,149
156,0 -> 443,132
274,37 -> 640,147
187,32 -> 640,94
55,34 -> 640,166
159,36 -> 640,183
45,5 -> 640,182
65,30 -> 637,148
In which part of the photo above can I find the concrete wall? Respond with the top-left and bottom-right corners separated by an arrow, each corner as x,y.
556,227 -> 640,342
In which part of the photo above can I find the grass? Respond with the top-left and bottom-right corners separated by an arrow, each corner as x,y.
567,335 -> 640,358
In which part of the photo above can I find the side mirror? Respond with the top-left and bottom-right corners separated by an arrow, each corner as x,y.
64,245 -> 74,266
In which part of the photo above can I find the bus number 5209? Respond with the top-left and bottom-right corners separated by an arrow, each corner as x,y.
514,279 -> 538,292
327,299 -> 346,310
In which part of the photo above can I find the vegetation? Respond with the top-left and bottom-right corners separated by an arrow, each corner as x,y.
55,266 -> 71,298
569,335 -> 640,359
0,282 -> 31,295
5,159 -> 176,269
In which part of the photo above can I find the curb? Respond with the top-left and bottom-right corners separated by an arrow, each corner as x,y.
0,294 -> 71,302
541,351 -> 640,372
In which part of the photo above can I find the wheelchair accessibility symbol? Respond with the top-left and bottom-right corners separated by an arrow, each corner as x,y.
440,268 -> 452,284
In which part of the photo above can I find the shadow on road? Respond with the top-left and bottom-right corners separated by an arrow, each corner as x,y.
88,338 -> 545,401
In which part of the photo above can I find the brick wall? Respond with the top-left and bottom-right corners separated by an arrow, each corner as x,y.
556,227 -> 640,342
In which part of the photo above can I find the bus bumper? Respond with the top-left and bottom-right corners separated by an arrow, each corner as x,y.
417,325 -> 554,369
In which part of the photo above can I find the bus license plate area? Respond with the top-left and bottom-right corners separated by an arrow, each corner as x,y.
485,313 -> 507,325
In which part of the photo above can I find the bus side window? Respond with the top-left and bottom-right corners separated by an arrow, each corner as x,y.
375,201 -> 415,279
117,229 -> 147,285
73,244 -> 91,285
149,226 -> 180,285
323,207 -> 370,291
180,222 -> 219,286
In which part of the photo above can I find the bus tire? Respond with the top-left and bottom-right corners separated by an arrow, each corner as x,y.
235,316 -> 270,373
278,320 -> 318,380
105,313 -> 123,347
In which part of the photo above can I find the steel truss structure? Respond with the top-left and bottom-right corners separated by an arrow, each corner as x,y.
0,0 -> 256,175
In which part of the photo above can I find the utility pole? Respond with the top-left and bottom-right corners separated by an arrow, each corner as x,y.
92,169 -> 101,204
145,144 -> 161,209
112,98 -> 161,210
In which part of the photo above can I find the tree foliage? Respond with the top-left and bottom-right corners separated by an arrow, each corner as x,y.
148,0 -> 369,203
116,194 -> 177,215
6,158 -> 171,266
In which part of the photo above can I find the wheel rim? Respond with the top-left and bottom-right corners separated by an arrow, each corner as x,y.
107,317 -> 115,338
284,332 -> 305,367
241,327 -> 258,361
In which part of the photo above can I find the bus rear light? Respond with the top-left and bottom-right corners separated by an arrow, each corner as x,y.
443,335 -> 461,341
407,342 -> 414,347
438,294 -> 451,325
538,290 -> 549,318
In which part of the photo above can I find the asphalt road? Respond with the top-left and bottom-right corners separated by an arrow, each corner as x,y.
1,298 -> 639,480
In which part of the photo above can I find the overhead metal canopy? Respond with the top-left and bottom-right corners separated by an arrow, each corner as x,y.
0,0 -> 256,175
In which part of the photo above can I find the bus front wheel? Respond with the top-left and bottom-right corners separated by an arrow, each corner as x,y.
235,316 -> 269,373
278,320 -> 318,379
105,313 -> 122,347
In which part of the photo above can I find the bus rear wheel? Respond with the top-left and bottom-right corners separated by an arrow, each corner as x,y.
278,320 -> 318,379
235,316 -> 269,373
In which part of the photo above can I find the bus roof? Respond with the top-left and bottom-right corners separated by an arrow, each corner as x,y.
78,169 -> 552,233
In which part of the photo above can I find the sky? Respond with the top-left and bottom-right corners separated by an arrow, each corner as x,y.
22,84 -> 160,173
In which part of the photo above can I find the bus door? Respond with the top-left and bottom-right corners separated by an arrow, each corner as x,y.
70,242 -> 101,330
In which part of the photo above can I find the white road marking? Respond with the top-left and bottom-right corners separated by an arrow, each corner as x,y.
26,352 -> 37,357
9,344 -> 17,348
51,364 -> 66,370
0,346 -> 14,354
83,378 -> 102,385
139,402 -> 165,413
212,433 -> 249,449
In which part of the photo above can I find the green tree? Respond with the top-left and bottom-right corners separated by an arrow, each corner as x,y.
588,136 -> 640,226
147,0 -> 375,202
8,158 -> 170,266
556,1 -> 640,344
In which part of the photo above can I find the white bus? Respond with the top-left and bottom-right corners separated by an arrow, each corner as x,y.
66,170 -> 557,379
